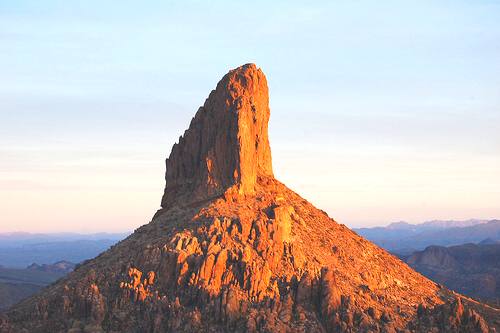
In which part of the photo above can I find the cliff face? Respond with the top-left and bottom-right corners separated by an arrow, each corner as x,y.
161,64 -> 273,208
1,64 -> 496,333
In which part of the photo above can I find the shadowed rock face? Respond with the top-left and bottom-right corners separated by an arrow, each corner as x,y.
161,64 -> 273,208
1,64 -> 497,333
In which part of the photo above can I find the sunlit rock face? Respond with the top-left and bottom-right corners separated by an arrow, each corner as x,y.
1,64 -> 495,333
161,63 -> 273,208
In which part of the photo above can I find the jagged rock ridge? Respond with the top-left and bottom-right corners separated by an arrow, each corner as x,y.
1,64 -> 497,333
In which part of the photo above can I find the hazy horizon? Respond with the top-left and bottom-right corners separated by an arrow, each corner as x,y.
1,1 -> 499,232
2,218 -> 499,235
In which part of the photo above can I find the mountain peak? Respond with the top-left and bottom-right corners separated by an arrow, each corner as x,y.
161,63 -> 273,208
3,65 -> 496,333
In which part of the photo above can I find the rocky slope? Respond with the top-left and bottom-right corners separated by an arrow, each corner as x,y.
1,64 -> 498,332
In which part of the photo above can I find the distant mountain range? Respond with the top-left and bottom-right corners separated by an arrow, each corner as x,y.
404,243 -> 500,302
355,219 -> 500,303
0,232 -> 129,247
0,261 -> 75,310
354,219 -> 500,255
0,232 -> 128,268
26,260 -> 75,274
0,232 -> 120,311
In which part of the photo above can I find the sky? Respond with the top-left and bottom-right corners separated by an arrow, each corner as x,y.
1,0 -> 499,232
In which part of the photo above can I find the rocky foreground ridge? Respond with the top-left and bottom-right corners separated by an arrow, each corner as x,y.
1,64 -> 498,332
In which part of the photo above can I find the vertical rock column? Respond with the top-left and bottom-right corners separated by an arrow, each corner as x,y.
161,63 -> 274,208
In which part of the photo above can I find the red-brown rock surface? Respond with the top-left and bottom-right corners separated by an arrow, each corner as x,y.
1,64 -> 498,333
161,63 -> 273,208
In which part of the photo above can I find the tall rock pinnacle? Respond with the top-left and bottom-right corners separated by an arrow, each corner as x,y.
3,63 -> 495,333
161,64 -> 273,208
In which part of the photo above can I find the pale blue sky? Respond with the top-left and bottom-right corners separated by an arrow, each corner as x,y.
1,1 -> 499,232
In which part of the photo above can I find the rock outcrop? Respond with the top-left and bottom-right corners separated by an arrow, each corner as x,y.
2,64 -> 497,333
161,64 -> 273,208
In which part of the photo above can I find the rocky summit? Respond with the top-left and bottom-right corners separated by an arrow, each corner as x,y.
162,64 -> 273,208
1,64 -> 498,332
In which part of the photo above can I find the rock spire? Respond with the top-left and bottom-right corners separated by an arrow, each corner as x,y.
161,64 -> 273,208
